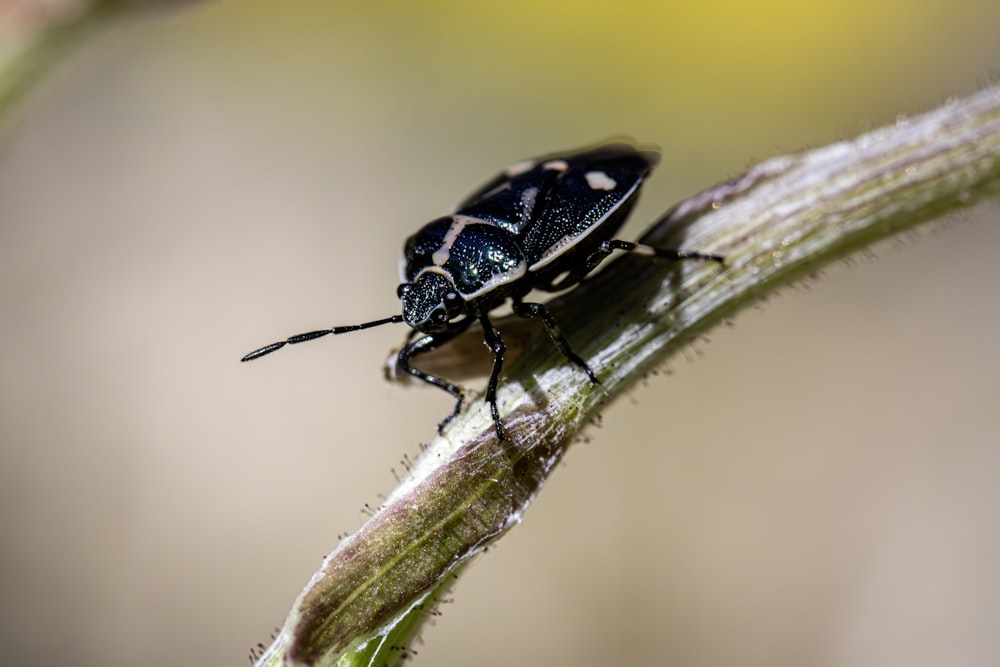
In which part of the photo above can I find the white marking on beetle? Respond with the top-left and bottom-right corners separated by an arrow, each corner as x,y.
414,266 -> 456,285
535,234 -> 577,266
541,160 -> 569,172
519,186 -> 539,222
585,170 -> 617,191
431,215 -> 494,266
504,160 -> 535,177
459,259 -> 527,300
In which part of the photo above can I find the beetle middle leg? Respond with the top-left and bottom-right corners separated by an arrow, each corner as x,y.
512,300 -> 599,384
397,325 -> 469,434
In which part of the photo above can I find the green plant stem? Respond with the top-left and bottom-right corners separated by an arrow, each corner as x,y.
257,86 -> 1000,667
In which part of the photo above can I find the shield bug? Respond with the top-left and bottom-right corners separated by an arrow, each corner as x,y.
242,142 -> 723,441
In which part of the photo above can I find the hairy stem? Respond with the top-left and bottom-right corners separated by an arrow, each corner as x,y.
259,86 -> 1000,667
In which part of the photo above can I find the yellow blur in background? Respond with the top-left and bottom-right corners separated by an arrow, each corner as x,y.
2,1 -> 1000,665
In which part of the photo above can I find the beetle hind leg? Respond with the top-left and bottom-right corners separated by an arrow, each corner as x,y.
545,240 -> 723,292
512,300 -> 599,384
604,239 -> 724,264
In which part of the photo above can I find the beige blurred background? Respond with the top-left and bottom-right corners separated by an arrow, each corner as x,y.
2,1 -> 1000,665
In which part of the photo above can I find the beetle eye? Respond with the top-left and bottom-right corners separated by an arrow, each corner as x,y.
396,283 -> 412,299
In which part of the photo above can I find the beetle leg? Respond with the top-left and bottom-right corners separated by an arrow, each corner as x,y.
396,326 -> 469,434
599,239 -> 725,264
545,240 -> 723,291
479,313 -> 508,441
512,300 -> 598,384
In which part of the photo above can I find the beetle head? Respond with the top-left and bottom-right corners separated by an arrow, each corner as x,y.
398,271 -> 466,333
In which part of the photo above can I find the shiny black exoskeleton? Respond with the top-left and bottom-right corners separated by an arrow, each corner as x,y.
242,142 -> 723,440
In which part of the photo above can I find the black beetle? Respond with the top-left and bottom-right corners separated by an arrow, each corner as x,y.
243,142 -> 723,441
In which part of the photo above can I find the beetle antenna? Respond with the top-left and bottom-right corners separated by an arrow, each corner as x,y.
241,315 -> 405,362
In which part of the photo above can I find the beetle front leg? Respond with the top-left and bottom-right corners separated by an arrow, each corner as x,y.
396,329 -> 467,434
479,313 -> 508,442
512,300 -> 598,384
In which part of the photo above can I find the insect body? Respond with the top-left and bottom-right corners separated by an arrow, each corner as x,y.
242,142 -> 723,441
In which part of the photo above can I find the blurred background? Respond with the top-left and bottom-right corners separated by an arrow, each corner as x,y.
2,1 -> 1000,665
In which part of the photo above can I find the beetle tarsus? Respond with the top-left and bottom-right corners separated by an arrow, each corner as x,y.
436,390 -> 466,434
632,242 -> 725,264
587,239 -> 724,274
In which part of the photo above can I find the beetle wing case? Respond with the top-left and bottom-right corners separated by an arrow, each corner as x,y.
245,140 -> 723,442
